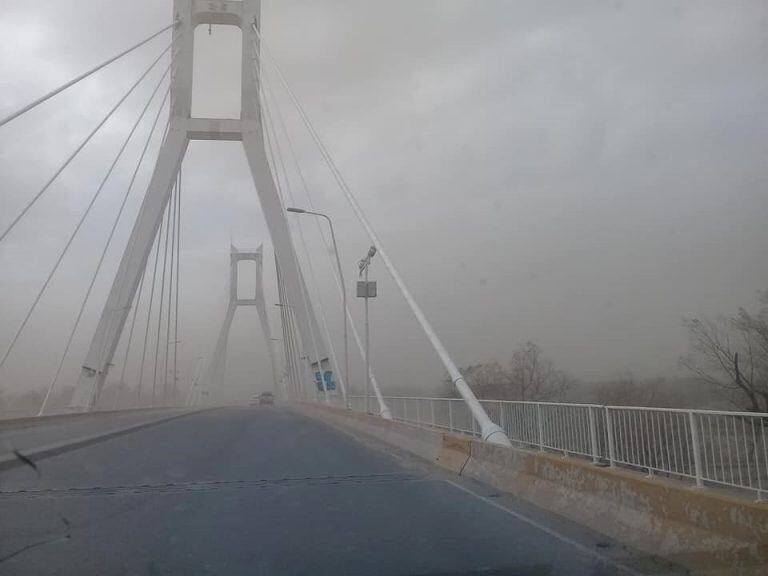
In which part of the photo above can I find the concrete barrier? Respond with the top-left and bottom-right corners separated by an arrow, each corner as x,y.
296,403 -> 768,575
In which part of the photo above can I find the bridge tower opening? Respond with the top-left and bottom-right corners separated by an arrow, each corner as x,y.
191,24 -> 242,119
236,258 -> 257,301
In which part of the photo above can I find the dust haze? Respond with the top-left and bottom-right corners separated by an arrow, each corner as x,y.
1,0 -> 767,412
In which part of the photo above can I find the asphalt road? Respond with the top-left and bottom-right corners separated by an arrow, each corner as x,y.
0,407 -> 677,575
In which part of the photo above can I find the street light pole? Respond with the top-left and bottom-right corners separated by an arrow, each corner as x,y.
358,246 -> 377,414
364,263 -> 371,413
286,207 -> 349,407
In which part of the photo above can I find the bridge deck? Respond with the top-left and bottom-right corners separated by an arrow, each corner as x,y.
0,407 -> 672,575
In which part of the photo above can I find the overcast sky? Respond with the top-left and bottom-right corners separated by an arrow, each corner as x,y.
1,0 -> 767,406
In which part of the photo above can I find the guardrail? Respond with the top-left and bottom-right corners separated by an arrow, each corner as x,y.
347,395 -> 768,499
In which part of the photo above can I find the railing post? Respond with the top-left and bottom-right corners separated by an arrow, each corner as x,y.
536,403 -> 544,451
499,402 -> 506,437
448,400 -> 454,432
688,411 -> 704,488
605,407 -> 615,468
588,406 -> 599,464
430,399 -> 436,428
757,419 -> 765,502
416,400 -> 421,425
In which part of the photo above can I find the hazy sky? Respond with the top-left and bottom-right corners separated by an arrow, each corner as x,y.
1,1 -> 767,405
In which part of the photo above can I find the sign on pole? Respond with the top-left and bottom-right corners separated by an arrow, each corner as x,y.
356,280 -> 377,298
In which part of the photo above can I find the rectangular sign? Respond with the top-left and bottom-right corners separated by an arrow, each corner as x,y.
315,370 -> 336,391
357,280 -> 377,298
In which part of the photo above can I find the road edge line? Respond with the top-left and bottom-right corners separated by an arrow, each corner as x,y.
0,408 -> 213,472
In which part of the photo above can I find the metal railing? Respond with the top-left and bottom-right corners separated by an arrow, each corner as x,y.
348,395 -> 768,499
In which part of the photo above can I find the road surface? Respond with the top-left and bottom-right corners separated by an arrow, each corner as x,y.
0,407 -> 676,575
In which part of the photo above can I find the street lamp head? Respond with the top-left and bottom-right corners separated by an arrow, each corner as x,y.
286,207 -> 306,214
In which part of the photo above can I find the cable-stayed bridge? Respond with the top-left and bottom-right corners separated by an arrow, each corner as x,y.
0,0 -> 503,443
0,2 -> 766,574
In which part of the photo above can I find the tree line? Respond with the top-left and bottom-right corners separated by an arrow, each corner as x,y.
448,290 -> 768,413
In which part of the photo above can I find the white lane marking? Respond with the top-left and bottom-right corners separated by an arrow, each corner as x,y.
444,479 -> 646,576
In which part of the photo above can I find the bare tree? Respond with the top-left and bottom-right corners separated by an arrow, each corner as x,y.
681,291 -> 768,413
507,342 -> 573,401
453,362 -> 506,398
454,342 -> 573,401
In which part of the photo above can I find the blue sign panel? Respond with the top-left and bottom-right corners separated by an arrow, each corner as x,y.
315,370 -> 336,391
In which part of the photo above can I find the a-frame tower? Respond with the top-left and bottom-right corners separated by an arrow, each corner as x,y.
70,0 -> 323,409
201,245 -> 280,401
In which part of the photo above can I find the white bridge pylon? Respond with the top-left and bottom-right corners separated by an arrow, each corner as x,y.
70,0 -> 325,409
200,245 -> 279,402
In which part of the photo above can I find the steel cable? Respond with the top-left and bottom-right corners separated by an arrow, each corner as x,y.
258,68 -> 371,402
259,83 -> 327,403
152,183 -> 174,406
0,21 -> 177,129
0,41 -> 176,244
258,78 -> 345,404
0,59 -> 173,378
137,212 -> 164,406
251,26 -> 508,443
116,267 -> 146,410
173,165 -> 182,401
163,174 -> 179,402
37,82 -> 171,415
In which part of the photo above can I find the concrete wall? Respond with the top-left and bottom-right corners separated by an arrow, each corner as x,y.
296,404 -> 768,575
